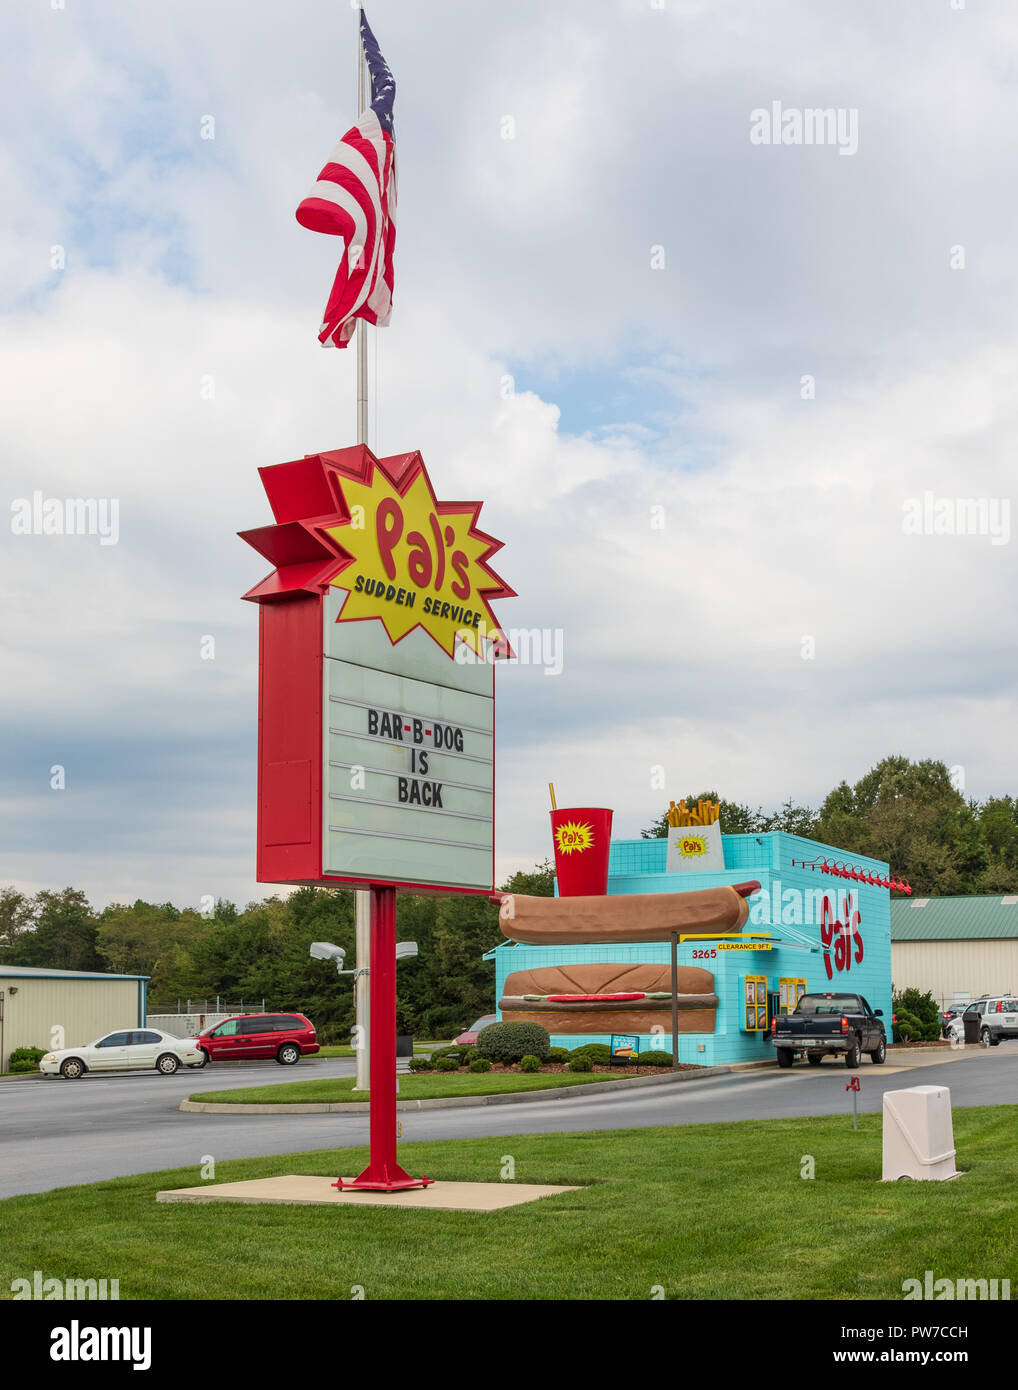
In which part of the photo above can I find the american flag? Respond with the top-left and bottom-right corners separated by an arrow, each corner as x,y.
296,9 -> 396,348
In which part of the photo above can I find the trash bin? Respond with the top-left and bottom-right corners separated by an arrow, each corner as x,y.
396,1035 -> 414,1059
962,1010 -> 980,1045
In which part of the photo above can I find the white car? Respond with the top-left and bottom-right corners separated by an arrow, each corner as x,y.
39,1028 -> 203,1079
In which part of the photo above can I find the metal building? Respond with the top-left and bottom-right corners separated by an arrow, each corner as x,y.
890,895 -> 1018,1007
0,965 -> 149,1071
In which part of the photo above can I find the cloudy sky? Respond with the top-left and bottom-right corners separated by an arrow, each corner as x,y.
2,0 -> 1016,911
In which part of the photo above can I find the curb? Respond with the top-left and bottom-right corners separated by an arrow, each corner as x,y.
180,1064 -> 738,1115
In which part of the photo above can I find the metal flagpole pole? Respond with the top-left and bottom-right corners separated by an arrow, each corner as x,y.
353,11 -> 371,1093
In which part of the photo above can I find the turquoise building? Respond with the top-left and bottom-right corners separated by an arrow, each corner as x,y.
490,831 -> 893,1066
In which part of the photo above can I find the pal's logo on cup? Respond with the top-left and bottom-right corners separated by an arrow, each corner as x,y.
554,821 -> 594,855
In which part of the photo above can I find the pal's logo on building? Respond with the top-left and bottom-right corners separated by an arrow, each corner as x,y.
665,821 -> 726,874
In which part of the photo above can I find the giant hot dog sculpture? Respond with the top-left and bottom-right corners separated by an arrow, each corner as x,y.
497,880 -> 761,1035
498,881 -> 760,945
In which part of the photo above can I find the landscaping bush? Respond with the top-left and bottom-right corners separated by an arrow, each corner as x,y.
435,1057 -> 460,1072
892,1009 -> 925,1043
547,1046 -> 571,1062
429,1045 -> 462,1061
636,1050 -> 672,1066
8,1047 -> 45,1071
568,1043 -> 610,1064
460,1046 -> 479,1064
519,1054 -> 541,1073
476,1022 -> 550,1064
568,1055 -> 593,1073
892,988 -> 941,1041
407,1055 -> 433,1072
468,1057 -> 491,1073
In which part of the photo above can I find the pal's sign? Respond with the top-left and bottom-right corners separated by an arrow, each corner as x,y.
240,445 -> 514,894
665,822 -> 726,875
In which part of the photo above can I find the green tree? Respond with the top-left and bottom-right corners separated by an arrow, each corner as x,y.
3,889 -> 102,971
0,887 -> 35,954
501,860 -> 555,896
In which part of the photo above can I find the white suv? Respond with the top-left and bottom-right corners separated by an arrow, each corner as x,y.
963,996 -> 1018,1047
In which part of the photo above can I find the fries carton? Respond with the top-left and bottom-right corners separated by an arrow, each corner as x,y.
665,818 -> 726,874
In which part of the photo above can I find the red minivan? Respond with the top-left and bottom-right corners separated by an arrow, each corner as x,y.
192,1013 -> 319,1067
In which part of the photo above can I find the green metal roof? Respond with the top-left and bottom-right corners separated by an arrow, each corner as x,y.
890,896 -> 1018,942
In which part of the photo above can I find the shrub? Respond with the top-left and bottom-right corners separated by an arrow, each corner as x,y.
892,1009 -> 925,1043
519,1054 -> 541,1072
547,1046 -> 571,1062
407,1055 -> 433,1072
468,1057 -> 491,1073
568,1055 -> 593,1073
476,1022 -> 550,1064
9,1047 -> 45,1070
429,1045 -> 461,1060
892,988 -> 941,1041
568,1043 -> 610,1064
636,1050 -> 672,1066
460,1046 -> 479,1064
435,1056 -> 460,1072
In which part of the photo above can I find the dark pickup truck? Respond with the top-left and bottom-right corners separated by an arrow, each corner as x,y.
771,992 -> 887,1069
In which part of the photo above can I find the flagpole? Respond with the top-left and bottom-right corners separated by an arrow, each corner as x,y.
353,12 -> 371,1094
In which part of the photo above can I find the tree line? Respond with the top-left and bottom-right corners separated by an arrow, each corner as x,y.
0,865 -> 554,1042
643,756 -> 1018,897
3,757 -> 1015,1039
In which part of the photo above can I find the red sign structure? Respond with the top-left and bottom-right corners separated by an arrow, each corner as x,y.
241,443 -> 512,1191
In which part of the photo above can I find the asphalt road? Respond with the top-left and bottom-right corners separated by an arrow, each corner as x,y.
2,1049 -> 1016,1198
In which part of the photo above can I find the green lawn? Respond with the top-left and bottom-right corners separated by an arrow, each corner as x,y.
2,1109 -> 1016,1300
190,1071 -> 622,1104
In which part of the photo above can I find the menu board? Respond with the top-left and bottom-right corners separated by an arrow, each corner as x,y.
741,974 -> 769,1032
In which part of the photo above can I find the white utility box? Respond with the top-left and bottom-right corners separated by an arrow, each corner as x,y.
882,1085 -> 960,1182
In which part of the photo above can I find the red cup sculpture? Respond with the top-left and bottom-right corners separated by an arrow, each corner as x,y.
551,807 -> 613,897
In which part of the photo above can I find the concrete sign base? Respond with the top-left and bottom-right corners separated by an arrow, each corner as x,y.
157,1175 -> 581,1213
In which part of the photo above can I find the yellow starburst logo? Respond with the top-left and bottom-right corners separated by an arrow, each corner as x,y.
554,821 -> 595,855
322,449 -> 514,660
677,834 -> 708,858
